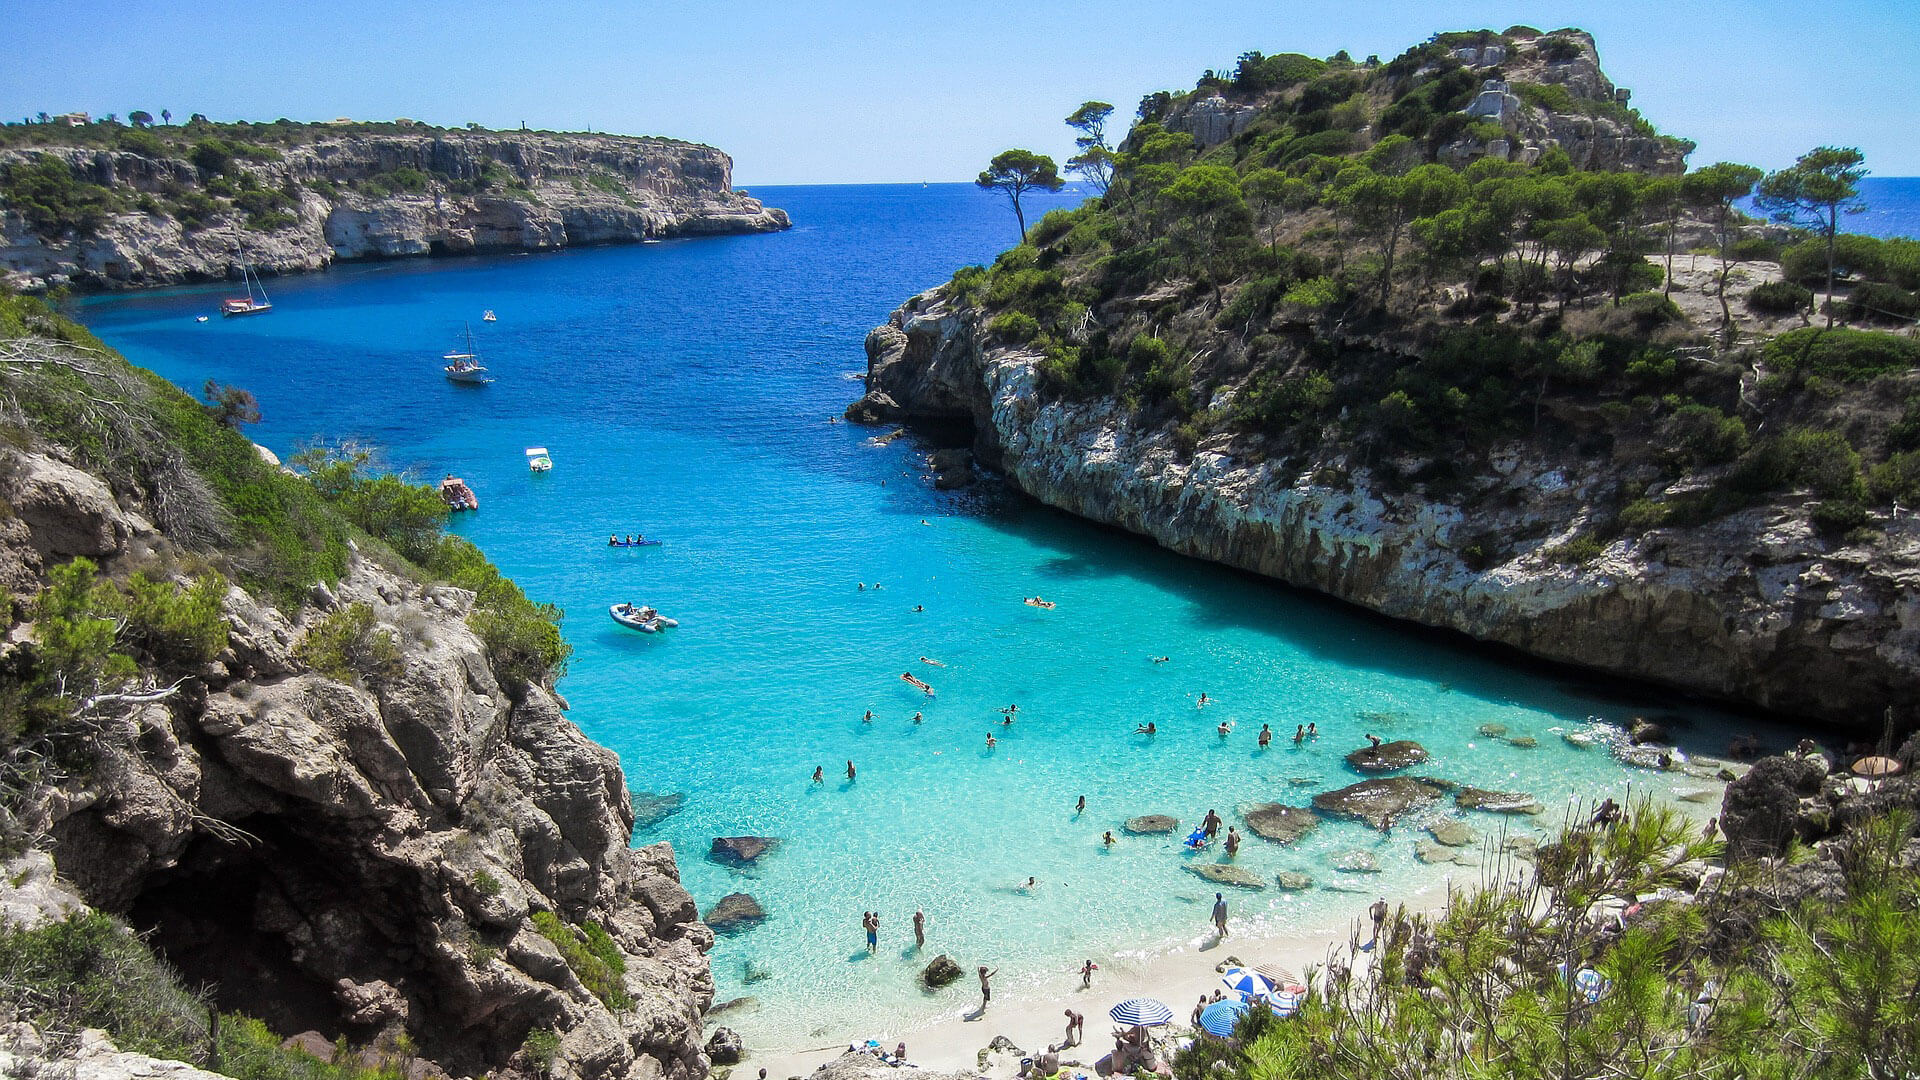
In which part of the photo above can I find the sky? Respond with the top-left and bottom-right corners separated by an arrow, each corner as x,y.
4,0 -> 1917,185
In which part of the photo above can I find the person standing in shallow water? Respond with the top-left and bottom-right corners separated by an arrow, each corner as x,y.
846,760 -> 856,782
1224,827 -> 1241,856
913,908 -> 926,948
978,966 -> 998,1012
867,910 -> 880,952
1211,892 -> 1229,938
1258,724 -> 1271,748
812,766 -> 824,784
1075,795 -> 1086,815
1202,808 -> 1222,838
1079,959 -> 1098,988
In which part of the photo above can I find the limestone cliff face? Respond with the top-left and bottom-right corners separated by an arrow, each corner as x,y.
1,131 -> 789,291
0,447 -> 714,1080
850,292 -> 1920,728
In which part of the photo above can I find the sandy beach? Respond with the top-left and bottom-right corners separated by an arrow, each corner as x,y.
740,912 -> 1377,1078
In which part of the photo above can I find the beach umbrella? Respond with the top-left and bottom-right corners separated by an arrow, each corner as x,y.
1220,966 -> 1279,999
1268,987 -> 1305,1018
1109,998 -> 1174,1027
1197,999 -> 1249,1038
1853,755 -> 1903,777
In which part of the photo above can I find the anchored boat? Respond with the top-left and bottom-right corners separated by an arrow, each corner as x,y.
220,264 -> 272,317
444,324 -> 492,384
525,446 -> 552,472
439,476 -> 478,511
610,603 -> 678,633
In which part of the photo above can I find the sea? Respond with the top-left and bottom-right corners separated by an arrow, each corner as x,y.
1740,176 -> 1920,240
72,179 -> 1905,1051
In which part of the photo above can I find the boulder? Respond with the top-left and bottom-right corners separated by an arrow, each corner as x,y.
922,953 -> 963,988
704,893 -> 766,934
1629,718 -> 1671,745
1242,803 -> 1319,844
709,836 -> 778,865
1185,863 -> 1266,889
709,997 -> 759,1016
1414,840 -> 1456,864
1508,736 -> 1538,748
1345,740 -> 1429,772
1124,814 -> 1179,834
705,1027 -> 744,1066
1311,778 -> 1448,829
1275,871 -> 1314,890
1455,787 -> 1544,814
845,391 -> 904,424
928,448 -> 975,490
1428,820 -> 1478,847
1477,724 -> 1509,738
1332,850 -> 1380,873
1720,752 -> 1832,859
743,960 -> 772,983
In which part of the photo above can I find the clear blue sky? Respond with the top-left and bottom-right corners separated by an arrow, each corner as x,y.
5,0 -> 1916,184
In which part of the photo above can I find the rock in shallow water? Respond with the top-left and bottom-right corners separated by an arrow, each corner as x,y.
922,953 -> 963,988
706,1027 -> 744,1065
1312,777 -> 1448,829
1428,820 -> 1478,847
1332,850 -> 1381,873
1186,862 -> 1267,889
1455,788 -> 1544,814
1477,723 -> 1508,738
710,836 -> 778,865
1125,814 -> 1179,834
704,892 -> 766,933
631,790 -> 686,829
1242,803 -> 1319,844
1345,740 -> 1430,772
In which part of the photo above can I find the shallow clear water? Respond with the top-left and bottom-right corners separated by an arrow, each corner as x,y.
75,184 -> 1787,1049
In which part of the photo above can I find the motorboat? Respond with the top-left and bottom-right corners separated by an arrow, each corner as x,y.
221,263 -> 272,317
439,476 -> 478,511
610,603 -> 678,633
444,324 -> 492,384
482,309 -> 497,322
525,447 -> 552,472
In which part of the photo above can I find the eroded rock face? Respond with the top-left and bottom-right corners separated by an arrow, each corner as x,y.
2,132 -> 790,292
849,288 -> 1920,729
1720,751 -> 1836,858
1311,778 -> 1448,830
9,514 -> 714,1080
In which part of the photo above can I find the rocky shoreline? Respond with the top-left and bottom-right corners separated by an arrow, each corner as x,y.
1,130 -> 789,292
848,290 -> 1920,730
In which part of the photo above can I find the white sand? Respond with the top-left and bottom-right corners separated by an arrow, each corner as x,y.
740,914 -> 1376,1078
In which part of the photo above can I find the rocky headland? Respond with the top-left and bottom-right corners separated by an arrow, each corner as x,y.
0,310 -> 715,1080
1,127 -> 789,291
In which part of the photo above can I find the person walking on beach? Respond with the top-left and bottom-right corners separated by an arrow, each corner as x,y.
1211,892 -> 1229,938
1079,959 -> 1098,989
913,909 -> 926,948
847,760 -> 857,782
1368,898 -> 1388,947
1191,996 -> 1207,1026
1202,808 -> 1222,838
977,966 -> 998,1012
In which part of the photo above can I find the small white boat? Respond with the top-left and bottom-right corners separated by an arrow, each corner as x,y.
610,603 -> 679,633
526,446 -> 552,472
482,309 -> 497,322
195,315 -> 209,323
444,324 -> 492,384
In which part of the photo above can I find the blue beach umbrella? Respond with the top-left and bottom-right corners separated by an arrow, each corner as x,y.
1109,998 -> 1175,1027
1268,987 -> 1305,1018
1198,998 -> 1249,1037
1220,966 -> 1279,999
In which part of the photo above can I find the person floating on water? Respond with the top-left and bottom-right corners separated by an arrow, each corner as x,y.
812,766 -> 824,784
1134,721 -> 1157,735
919,656 -> 946,667
1000,704 -> 1019,715
1152,656 -> 1170,664
902,672 -> 934,694
1258,724 -> 1272,748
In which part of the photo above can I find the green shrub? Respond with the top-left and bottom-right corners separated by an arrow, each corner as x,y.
947,265 -> 989,307
1781,233 -> 1887,286
1748,280 -> 1814,315
1846,282 -> 1919,324
1810,498 -> 1868,533
1617,498 -> 1668,533
1236,369 -> 1333,432
1668,404 -> 1748,465
1729,427 -> 1865,500
1543,532 -> 1606,564
1618,291 -> 1683,327
1868,451 -> 1920,506
294,603 -> 399,683
987,311 -> 1040,342
530,911 -> 631,1011
1886,237 -> 1920,291
0,911 -> 207,1060
123,570 -> 230,666
522,1028 -> 560,1075
115,128 -> 166,157
2,155 -> 120,235
1763,327 -> 1920,383
472,869 -> 503,898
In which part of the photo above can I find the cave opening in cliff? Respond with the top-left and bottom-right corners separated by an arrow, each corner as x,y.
907,414 -> 976,450
126,816 -> 380,1040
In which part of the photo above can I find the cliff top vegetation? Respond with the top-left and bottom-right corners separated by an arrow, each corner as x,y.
0,113 -> 714,154
952,27 -> 1920,560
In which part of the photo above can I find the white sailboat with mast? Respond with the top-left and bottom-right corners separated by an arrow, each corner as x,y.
443,323 -> 492,385
220,263 -> 272,317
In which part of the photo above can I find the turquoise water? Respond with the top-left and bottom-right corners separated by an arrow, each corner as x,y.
75,184 -> 1779,1049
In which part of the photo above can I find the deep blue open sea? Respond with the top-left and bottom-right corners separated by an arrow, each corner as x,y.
1741,176 -> 1920,240
74,183 -> 1805,1049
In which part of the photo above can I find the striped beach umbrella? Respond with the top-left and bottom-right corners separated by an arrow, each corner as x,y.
1268,987 -> 1306,1018
1109,997 -> 1175,1027
1197,998 -> 1249,1037
1221,966 -> 1279,999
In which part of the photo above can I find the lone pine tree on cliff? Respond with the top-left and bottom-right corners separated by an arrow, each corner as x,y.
1756,146 -> 1868,328
978,149 -> 1064,243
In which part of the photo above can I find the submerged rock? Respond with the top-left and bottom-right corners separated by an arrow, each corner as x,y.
1332,850 -> 1381,873
1243,803 -> 1319,844
710,836 -> 778,865
1414,840 -> 1455,864
704,892 -> 767,933
1428,820 -> 1478,847
922,953 -> 963,988
631,790 -> 686,829
1456,787 -> 1545,815
1345,740 -> 1430,772
1477,723 -> 1509,738
1125,814 -> 1179,834
1312,777 -> 1448,829
1507,735 -> 1538,748
1186,863 -> 1267,889
1275,870 -> 1314,890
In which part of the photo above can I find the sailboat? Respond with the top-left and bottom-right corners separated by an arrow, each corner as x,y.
220,264 -> 272,317
443,324 -> 492,385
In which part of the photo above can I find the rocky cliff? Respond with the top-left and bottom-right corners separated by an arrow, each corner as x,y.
0,440 -> 712,1080
849,291 -> 1920,728
1,130 -> 789,291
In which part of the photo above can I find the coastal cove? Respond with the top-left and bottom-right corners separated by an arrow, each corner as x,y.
75,183 -> 1793,1053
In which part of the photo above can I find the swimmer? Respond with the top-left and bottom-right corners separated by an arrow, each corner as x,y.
857,583 -> 866,591
1217,720 -> 1233,737
846,760 -> 857,781
901,672 -> 935,694
920,519 -> 931,526
919,656 -> 947,667
1000,704 -> 1020,715
1134,721 -> 1157,735
1308,722 -> 1318,738
1197,692 -> 1211,707
911,711 -> 923,724
1075,795 -> 1086,815
1001,715 -> 1013,727
1021,876 -> 1037,891
1258,724 -> 1272,748
913,604 -> 925,612
812,766 -> 824,784
1152,656 -> 1170,663
1102,831 -> 1116,847
873,583 -> 884,590
862,710 -> 874,724
986,732 -> 997,749
1294,724 -> 1305,744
